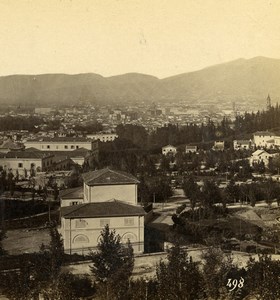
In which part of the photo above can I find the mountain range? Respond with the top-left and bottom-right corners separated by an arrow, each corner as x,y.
0,56 -> 279,106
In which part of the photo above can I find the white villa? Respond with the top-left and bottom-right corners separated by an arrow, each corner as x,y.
162,145 -> 177,156
249,149 -> 275,167
60,168 -> 146,254
253,131 -> 276,148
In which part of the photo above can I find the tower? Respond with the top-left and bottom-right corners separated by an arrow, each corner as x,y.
267,94 -> 271,110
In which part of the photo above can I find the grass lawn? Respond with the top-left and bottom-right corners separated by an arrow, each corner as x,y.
3,228 -> 51,255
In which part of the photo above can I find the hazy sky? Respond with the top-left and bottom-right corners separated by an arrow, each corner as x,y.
0,0 -> 280,78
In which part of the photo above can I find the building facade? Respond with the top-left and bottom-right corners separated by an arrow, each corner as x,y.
59,168 -> 145,254
253,131 -> 276,148
162,145 -> 177,156
24,137 -> 98,152
0,151 -> 54,177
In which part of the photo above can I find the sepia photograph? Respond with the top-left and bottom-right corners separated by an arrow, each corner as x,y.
1,0 -> 280,299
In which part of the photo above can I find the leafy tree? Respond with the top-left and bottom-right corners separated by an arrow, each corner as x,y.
90,225 -> 134,299
156,242 -> 204,300
246,254 -> 280,300
201,247 -> 242,299
224,178 -> 240,205
182,176 -> 200,211
0,230 -> 6,256
0,227 -> 65,299
128,278 -> 157,300
201,180 -> 222,209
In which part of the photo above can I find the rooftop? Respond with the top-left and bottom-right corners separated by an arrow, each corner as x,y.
82,168 -> 139,186
0,140 -> 24,150
0,151 -> 54,159
61,200 -> 145,218
25,137 -> 93,143
253,131 -> 275,136
60,187 -> 84,199
26,147 -> 91,158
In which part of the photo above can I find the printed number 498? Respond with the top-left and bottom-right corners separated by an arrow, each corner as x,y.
226,277 -> 244,291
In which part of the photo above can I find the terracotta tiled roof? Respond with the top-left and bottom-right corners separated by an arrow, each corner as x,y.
61,200 -> 145,218
82,168 -> 139,186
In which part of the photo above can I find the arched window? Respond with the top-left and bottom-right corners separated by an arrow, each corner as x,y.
122,232 -> 137,244
73,234 -> 89,244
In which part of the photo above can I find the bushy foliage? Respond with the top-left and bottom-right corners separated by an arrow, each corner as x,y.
156,243 -> 204,300
90,225 -> 134,299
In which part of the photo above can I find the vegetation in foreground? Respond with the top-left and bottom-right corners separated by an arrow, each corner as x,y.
1,225 -> 280,299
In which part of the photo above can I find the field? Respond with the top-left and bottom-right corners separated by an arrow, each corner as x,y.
3,228 -> 50,255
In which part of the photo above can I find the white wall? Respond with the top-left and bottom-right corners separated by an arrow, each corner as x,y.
60,199 -> 84,207
87,184 -> 137,205
0,158 -> 42,176
25,141 -> 93,151
254,134 -> 275,148
61,215 -> 144,254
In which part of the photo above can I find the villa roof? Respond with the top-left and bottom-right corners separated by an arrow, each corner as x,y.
59,187 -> 84,199
162,145 -> 176,149
253,131 -> 275,136
61,200 -> 145,218
82,168 -> 139,186
234,140 -> 251,144
252,150 -> 268,156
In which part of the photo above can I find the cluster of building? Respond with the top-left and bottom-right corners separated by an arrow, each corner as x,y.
161,131 -> 280,169
0,137 -> 99,178
6,97 -> 261,136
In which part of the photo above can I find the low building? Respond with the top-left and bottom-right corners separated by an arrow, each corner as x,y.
253,131 -> 276,148
249,149 -> 274,167
185,145 -> 198,153
86,133 -> 118,142
213,141 -> 225,151
162,145 -> 177,156
233,140 -> 252,150
274,136 -> 280,148
26,147 -> 98,167
0,151 -> 54,177
24,137 -> 98,152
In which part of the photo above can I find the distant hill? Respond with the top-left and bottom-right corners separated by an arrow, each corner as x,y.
0,57 -> 280,106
